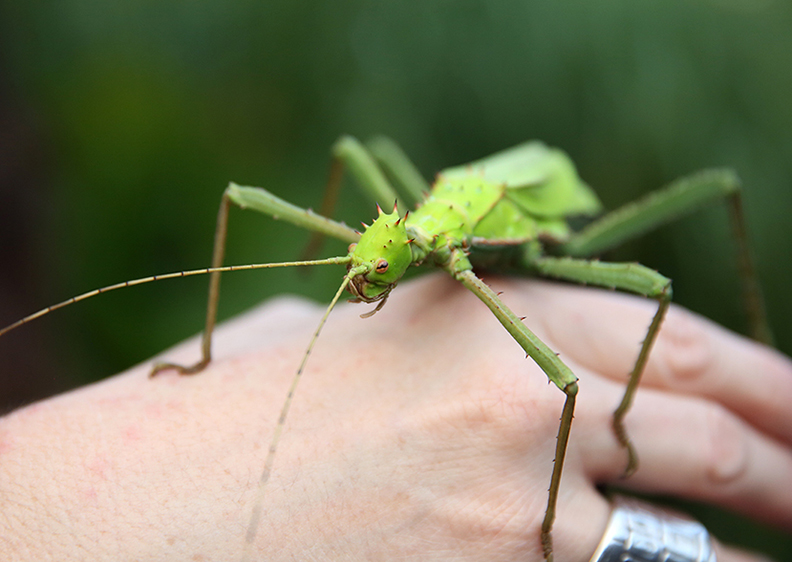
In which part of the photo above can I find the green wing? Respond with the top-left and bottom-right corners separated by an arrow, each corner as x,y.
441,141 -> 603,219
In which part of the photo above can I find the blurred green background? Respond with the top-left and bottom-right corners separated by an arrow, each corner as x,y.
0,0 -> 790,558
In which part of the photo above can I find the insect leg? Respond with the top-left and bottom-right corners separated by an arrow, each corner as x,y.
365,135 -> 429,206
150,193 -> 231,376
455,268 -> 579,562
529,256 -> 673,476
558,169 -> 772,345
303,135 -> 407,259
150,184 -> 359,377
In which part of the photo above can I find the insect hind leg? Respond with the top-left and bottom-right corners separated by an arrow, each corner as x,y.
558,170 -> 772,345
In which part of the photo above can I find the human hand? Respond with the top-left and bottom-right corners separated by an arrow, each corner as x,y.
1,274 -> 790,561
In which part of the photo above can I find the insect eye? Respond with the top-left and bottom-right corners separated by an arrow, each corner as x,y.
375,259 -> 389,273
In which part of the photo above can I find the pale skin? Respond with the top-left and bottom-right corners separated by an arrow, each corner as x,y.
1,275 -> 791,561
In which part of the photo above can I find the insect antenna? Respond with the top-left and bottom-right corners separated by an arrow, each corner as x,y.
241,265 -> 366,560
0,256 -> 352,339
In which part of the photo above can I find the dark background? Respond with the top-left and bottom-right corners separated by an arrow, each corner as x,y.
1,1 -> 790,558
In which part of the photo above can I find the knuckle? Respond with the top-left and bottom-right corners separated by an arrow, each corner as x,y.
652,308 -> 716,388
701,403 -> 750,486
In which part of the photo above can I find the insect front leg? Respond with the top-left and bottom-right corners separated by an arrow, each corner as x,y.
150,183 -> 359,377
365,135 -> 429,206
455,268 -> 579,562
303,135 -> 411,259
529,256 -> 673,476
149,193 -> 231,376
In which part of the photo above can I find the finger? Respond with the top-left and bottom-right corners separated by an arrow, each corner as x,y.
577,381 -> 792,529
533,281 -> 792,446
644,305 -> 792,446
716,541 -> 776,562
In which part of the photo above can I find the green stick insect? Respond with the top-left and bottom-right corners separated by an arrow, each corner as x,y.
0,135 -> 772,561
